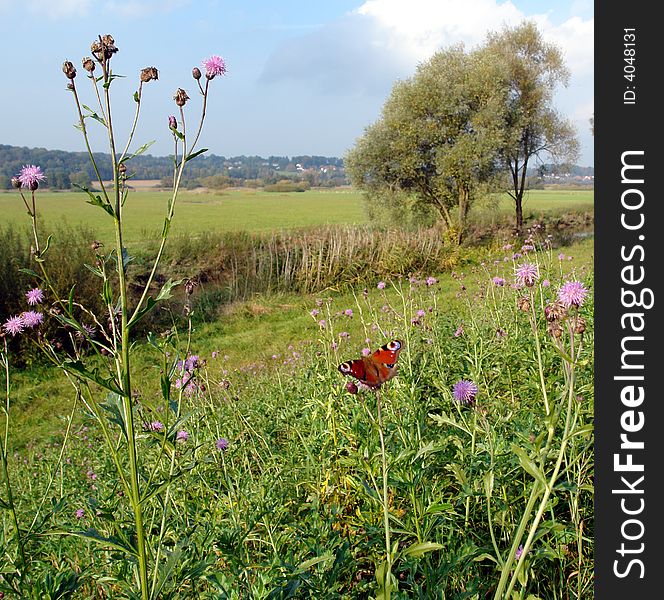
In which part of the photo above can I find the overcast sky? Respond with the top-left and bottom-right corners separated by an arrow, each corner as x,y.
0,0 -> 593,165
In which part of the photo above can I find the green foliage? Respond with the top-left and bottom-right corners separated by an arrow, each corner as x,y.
2,237 -> 594,598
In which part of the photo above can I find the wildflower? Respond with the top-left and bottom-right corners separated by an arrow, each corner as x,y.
168,115 -> 177,130
3,315 -> 24,337
331,341 -> 338,350
215,438 -> 229,451
173,88 -> 190,107
310,309 -> 320,317
25,287 -> 45,305
176,430 -> 189,443
558,253 -> 566,261
416,309 -> 426,318
492,276 -> 505,287
75,508 -> 85,519
496,328 -> 507,339
542,279 -> 551,288
20,311 -> 43,328
452,380 -> 479,405
17,165 -> 46,191
140,66 -> 158,82
521,244 -> 535,252
515,545 -> 524,560
515,263 -> 539,287
411,317 -> 420,326
87,469 -> 97,481
148,421 -> 164,432
377,281 -> 386,290
344,309 -> 353,317
557,281 -> 589,308
426,276 -> 437,286
454,325 -> 464,337
502,243 -> 513,251
544,301 -> 567,322
361,347 -> 371,357
339,331 -> 350,339
203,55 -> 227,79
184,355 -> 200,371
318,319 -> 326,329
345,381 -> 359,395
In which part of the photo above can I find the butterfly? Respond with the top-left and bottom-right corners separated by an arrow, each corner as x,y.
338,340 -> 403,389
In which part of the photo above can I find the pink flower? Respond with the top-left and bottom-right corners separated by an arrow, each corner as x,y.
344,309 -> 353,317
454,325 -> 464,338
3,315 -> 25,336
176,430 -> 189,442
215,438 -> 229,451
377,281 -> 386,289
361,347 -> 371,357
202,55 -> 226,79
20,311 -> 43,328
426,276 -> 437,286
25,287 -> 44,305
310,309 -> 320,317
492,277 -> 505,287
17,165 -> 46,191
515,263 -> 539,287
75,508 -> 85,519
557,281 -> 589,308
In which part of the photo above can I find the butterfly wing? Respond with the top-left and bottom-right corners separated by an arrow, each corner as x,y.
338,340 -> 403,389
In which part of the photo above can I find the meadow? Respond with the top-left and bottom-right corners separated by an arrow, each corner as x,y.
0,187 -> 593,245
2,186 -> 594,598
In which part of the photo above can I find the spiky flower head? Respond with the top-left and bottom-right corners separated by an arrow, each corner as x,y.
557,281 -> 589,308
176,430 -> 189,442
202,55 -> 226,79
515,263 -> 539,287
17,165 -> 46,191
25,287 -> 44,305
20,311 -> 43,328
215,438 -> 229,451
452,379 -> 478,405
3,315 -> 25,337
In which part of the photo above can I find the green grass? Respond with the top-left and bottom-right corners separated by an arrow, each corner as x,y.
0,188 -> 593,246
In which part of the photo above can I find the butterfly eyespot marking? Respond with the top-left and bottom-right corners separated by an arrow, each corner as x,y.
386,340 -> 401,351
338,362 -> 352,373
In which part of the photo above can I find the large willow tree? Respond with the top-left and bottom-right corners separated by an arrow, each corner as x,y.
346,22 -> 579,239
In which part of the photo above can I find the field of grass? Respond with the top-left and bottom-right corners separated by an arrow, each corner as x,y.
0,187 -> 593,245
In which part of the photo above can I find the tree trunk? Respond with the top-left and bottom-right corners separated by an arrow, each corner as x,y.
515,195 -> 523,234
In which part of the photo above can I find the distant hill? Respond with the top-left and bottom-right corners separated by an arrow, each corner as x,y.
0,144 -> 347,189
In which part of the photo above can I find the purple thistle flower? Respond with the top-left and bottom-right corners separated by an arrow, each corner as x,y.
3,315 -> 25,336
20,311 -> 43,328
558,253 -> 566,261
557,281 -> 589,308
344,309 -> 353,317
361,347 -> 371,357
318,319 -> 326,329
452,379 -> 478,405
542,279 -> 551,288
75,508 -> 85,519
215,438 -> 229,451
492,276 -> 505,287
515,263 -> 539,287
17,165 -> 46,191
25,287 -> 44,305
148,421 -> 164,432
454,325 -> 464,338
416,309 -> 426,318
310,308 -> 320,317
377,281 -> 386,289
515,544 -> 524,560
176,430 -> 189,442
202,55 -> 226,79
339,331 -> 350,339
184,354 -> 200,372
426,276 -> 437,286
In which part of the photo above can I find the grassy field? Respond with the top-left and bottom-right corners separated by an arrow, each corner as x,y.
1,187 -> 593,244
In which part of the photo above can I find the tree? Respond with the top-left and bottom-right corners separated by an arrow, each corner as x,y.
483,22 -> 579,233
346,45 -> 506,242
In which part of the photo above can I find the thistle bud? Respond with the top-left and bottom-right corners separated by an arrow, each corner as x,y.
345,381 -> 359,395
140,66 -> 159,83
118,163 -> 127,175
173,88 -> 190,107
547,322 -> 563,339
82,57 -> 95,72
62,61 -> 77,79
168,115 -> 177,129
192,67 -> 202,80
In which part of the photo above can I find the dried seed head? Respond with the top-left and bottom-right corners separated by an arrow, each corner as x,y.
173,88 -> 190,107
101,34 -> 118,59
118,163 -> 127,175
547,322 -> 563,339
574,317 -> 586,335
192,67 -> 202,80
82,57 -> 95,72
517,296 -> 530,312
62,61 -> 77,79
91,240 -> 103,251
91,40 -> 103,60
140,66 -> 159,83
544,301 -> 567,322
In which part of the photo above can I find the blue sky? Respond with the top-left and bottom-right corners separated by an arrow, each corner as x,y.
0,0 -> 593,165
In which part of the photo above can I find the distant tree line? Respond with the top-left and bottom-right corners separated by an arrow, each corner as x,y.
0,145 -> 347,190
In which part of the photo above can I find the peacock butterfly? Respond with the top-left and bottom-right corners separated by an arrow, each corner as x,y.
338,340 -> 403,389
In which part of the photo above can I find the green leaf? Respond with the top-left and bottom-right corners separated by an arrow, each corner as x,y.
63,360 -> 123,396
295,553 -> 335,573
156,278 -> 182,301
59,528 -> 135,556
119,140 -> 154,164
76,184 -> 115,217
19,267 -> 41,279
511,444 -> 547,488
81,104 -> 107,127
473,553 -> 499,564
133,91 -> 140,103
100,393 -> 128,439
185,148 -> 208,163
68,284 -> 76,315
402,541 -> 444,558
